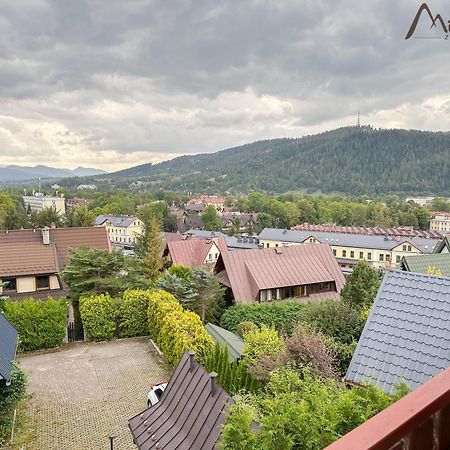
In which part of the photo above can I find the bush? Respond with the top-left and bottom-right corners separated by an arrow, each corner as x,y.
221,302 -> 306,335
243,325 -> 285,368
0,364 -> 27,445
147,290 -> 183,340
0,298 -> 67,351
303,300 -> 364,344
119,290 -> 153,337
79,294 -> 116,341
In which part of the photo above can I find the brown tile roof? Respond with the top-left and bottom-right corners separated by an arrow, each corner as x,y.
0,227 -> 110,277
220,244 -> 345,303
291,223 -> 444,239
129,351 -> 233,450
167,237 -> 227,268
162,232 -> 183,243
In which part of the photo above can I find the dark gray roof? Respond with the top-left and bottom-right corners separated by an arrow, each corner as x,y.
0,312 -> 18,381
94,214 -> 139,227
205,323 -> 244,362
346,270 -> 450,394
184,230 -> 259,250
259,228 -> 441,253
401,253 -> 450,277
129,352 -> 233,450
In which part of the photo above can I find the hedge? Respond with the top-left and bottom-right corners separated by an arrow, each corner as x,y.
148,290 -> 213,365
221,302 -> 306,336
0,365 -> 27,445
0,298 -> 67,351
79,294 -> 116,341
119,290 -> 153,337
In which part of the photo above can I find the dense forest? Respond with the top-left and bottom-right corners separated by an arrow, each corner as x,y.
84,126 -> 450,196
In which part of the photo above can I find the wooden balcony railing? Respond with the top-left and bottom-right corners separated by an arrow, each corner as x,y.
324,367 -> 450,450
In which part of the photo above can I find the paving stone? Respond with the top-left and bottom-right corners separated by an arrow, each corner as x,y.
18,337 -> 170,450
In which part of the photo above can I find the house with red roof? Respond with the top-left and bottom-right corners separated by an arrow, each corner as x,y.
215,244 -> 345,304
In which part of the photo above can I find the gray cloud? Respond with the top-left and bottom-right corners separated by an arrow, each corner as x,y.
0,0 -> 449,171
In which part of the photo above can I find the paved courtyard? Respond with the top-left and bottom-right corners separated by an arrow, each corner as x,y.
18,338 -> 170,450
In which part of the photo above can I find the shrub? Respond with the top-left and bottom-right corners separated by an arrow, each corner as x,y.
303,299 -> 363,344
243,325 -> 285,368
159,309 -> 213,365
221,302 -> 306,335
147,290 -> 183,340
119,290 -> 153,337
0,364 -> 27,445
79,294 -> 116,341
0,298 -> 66,351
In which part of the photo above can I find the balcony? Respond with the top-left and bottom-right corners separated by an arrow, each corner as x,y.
324,367 -> 450,450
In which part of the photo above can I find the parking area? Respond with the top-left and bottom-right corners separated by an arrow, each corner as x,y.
18,338 -> 170,450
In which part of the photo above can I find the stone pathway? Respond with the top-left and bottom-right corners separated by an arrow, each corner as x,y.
17,338 -> 170,450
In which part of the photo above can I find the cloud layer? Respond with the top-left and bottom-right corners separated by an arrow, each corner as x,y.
1,0 -> 449,171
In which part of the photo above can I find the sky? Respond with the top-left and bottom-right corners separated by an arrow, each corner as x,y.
1,0 -> 450,172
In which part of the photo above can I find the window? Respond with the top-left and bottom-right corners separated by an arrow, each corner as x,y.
379,254 -> 384,262
215,253 -> 218,259
359,251 -> 364,259
408,245 -> 412,252
266,243 -> 270,248
342,250 -> 347,257
367,252 -> 372,260
208,254 -> 212,260
36,276 -> 50,290
260,290 -> 268,302
402,245 -> 407,251
309,238 -> 315,243
2,277 -> 16,292
396,255 -> 401,263
350,250 -> 355,258
386,254 -> 390,262
275,243 -> 279,247
284,286 -> 295,298
332,249 -> 337,256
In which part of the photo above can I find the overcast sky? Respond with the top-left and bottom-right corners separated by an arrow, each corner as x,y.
1,0 -> 450,171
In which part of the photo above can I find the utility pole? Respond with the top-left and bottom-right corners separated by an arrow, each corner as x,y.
357,111 -> 360,127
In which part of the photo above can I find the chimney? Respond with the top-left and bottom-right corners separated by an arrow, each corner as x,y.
42,227 -> 50,245
209,372 -> 218,397
188,351 -> 196,371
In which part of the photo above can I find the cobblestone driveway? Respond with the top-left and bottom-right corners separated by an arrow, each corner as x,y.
18,338 -> 170,450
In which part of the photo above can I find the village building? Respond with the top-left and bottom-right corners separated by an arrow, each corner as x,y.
430,211 -> 450,233
0,227 -> 110,299
23,194 -> 66,216
215,243 -> 345,304
95,215 -> 144,250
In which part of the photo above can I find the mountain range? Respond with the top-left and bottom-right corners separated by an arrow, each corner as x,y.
0,165 -> 106,183
104,126 -> 450,196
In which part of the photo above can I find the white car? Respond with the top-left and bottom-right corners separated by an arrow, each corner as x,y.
147,381 -> 168,407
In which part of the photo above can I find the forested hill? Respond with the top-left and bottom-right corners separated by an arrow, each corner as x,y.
110,126 -> 450,195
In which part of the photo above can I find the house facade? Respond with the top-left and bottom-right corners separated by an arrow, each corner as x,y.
259,228 -> 444,271
430,211 -> 450,233
0,227 -> 110,299
215,243 -> 345,304
95,215 -> 143,249
23,194 -> 66,216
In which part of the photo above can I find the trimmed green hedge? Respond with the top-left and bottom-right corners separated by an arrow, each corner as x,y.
79,294 -> 116,341
0,298 -> 67,351
0,365 -> 27,445
119,290 -> 153,337
221,301 -> 306,335
148,290 -> 213,365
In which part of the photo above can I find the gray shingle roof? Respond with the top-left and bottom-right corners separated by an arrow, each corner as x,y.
0,312 -> 18,381
259,228 -> 442,253
401,253 -> 450,277
184,230 -> 259,250
345,270 -> 450,394
94,214 -> 139,227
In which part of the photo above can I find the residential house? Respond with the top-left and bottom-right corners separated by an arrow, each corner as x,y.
190,194 -> 225,210
23,194 -> 66,216
259,228 -> 444,271
129,351 -> 233,450
430,211 -> 450,233
176,214 -> 204,233
167,237 -> 228,269
77,184 -> 97,190
401,253 -> 450,277
345,270 -> 450,394
66,198 -> 90,208
0,227 -> 110,299
215,244 -> 345,304
0,312 -> 18,382
221,212 -> 258,234
325,366 -> 450,450
95,215 -> 143,250
184,229 -> 260,251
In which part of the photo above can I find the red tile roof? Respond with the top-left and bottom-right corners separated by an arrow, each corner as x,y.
220,244 -> 345,303
167,237 -> 227,268
291,223 -> 444,239
0,227 -> 110,277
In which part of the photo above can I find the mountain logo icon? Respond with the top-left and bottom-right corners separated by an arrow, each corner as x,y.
405,3 -> 449,39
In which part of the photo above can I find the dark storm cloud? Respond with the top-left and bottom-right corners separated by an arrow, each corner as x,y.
0,0 -> 449,170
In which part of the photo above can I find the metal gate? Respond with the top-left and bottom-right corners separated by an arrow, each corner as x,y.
67,321 -> 84,342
